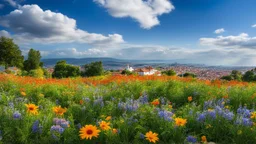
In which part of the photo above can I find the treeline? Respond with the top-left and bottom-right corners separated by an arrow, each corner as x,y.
0,36 -> 105,78
221,69 -> 256,82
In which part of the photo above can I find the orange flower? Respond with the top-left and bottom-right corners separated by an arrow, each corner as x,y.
112,128 -> 118,134
79,125 -> 101,140
99,121 -> 111,131
25,104 -> 38,115
201,136 -> 207,143
223,95 -> 228,99
145,131 -> 159,143
106,116 -> 112,121
151,99 -> 160,106
175,118 -> 187,126
53,106 -> 67,116
188,96 -> 192,102
79,100 -> 84,105
21,91 -> 26,97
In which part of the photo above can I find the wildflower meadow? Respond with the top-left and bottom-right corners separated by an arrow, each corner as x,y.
1,74 -> 256,143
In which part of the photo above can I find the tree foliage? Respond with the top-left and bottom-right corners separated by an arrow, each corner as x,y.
82,61 -> 104,77
179,72 -> 197,78
23,48 -> 42,71
0,37 -> 24,69
52,60 -> 80,78
161,69 -> 176,76
242,70 -> 255,82
121,69 -> 133,75
221,70 -> 243,81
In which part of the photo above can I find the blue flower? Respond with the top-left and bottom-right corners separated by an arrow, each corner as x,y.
32,120 -> 42,134
13,111 -> 21,120
186,135 -> 197,143
0,130 -> 2,140
158,110 -> 173,121
197,113 -> 206,122
139,133 -> 145,139
50,125 -> 64,134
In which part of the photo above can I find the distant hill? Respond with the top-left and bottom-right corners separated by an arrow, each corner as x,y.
41,57 -> 254,70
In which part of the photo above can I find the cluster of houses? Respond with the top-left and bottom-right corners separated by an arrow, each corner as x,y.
124,64 -> 161,76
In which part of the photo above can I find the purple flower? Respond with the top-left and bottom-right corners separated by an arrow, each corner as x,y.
197,113 -> 206,122
13,111 -> 21,120
207,110 -> 216,119
186,135 -> 197,143
158,110 -> 173,121
50,125 -> 64,134
32,120 -> 42,134
222,111 -> 234,121
139,133 -> 145,139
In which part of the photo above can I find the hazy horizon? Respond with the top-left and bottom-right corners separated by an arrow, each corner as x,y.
0,0 -> 256,66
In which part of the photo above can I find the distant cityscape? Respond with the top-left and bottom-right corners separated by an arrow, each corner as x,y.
41,58 -> 254,80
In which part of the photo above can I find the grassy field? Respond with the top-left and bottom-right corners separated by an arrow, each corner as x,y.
0,74 -> 256,143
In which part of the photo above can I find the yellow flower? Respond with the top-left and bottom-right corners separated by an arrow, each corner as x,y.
99,121 -> 111,131
225,106 -> 230,109
21,91 -> 26,97
208,108 -> 214,112
168,105 -> 172,109
79,125 -> 101,140
201,136 -> 207,143
53,106 -> 67,116
251,112 -> 256,119
145,131 -> 159,143
206,124 -> 212,129
25,104 -> 38,115
106,116 -> 112,121
237,130 -> 242,135
39,93 -> 44,97
188,96 -> 192,102
175,118 -> 187,127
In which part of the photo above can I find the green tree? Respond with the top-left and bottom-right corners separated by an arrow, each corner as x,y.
28,68 -> 44,78
121,69 -> 133,75
23,48 -> 42,71
0,37 -> 24,69
230,70 -> 242,81
179,72 -> 197,78
82,61 -> 104,77
52,60 -> 80,78
221,75 -> 233,81
242,71 -> 255,82
161,69 -> 176,76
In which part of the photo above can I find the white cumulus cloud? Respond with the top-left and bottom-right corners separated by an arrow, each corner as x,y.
0,4 -> 124,45
0,30 -> 11,37
252,24 -> 256,28
214,28 -> 225,34
94,0 -> 175,29
200,33 -> 256,49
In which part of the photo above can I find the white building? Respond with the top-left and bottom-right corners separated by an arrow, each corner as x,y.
136,66 -> 161,76
125,64 -> 134,72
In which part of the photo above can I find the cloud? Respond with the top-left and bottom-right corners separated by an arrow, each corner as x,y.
214,28 -> 225,34
37,44 -> 256,66
40,48 -> 108,58
0,4 -> 4,9
0,4 -> 124,45
4,0 -> 18,7
200,33 -> 256,49
252,24 -> 256,28
0,30 -> 11,37
94,0 -> 175,29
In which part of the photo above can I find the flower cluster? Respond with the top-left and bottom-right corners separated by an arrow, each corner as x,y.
51,118 -> 70,140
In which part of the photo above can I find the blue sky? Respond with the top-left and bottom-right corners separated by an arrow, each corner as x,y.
0,0 -> 256,66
